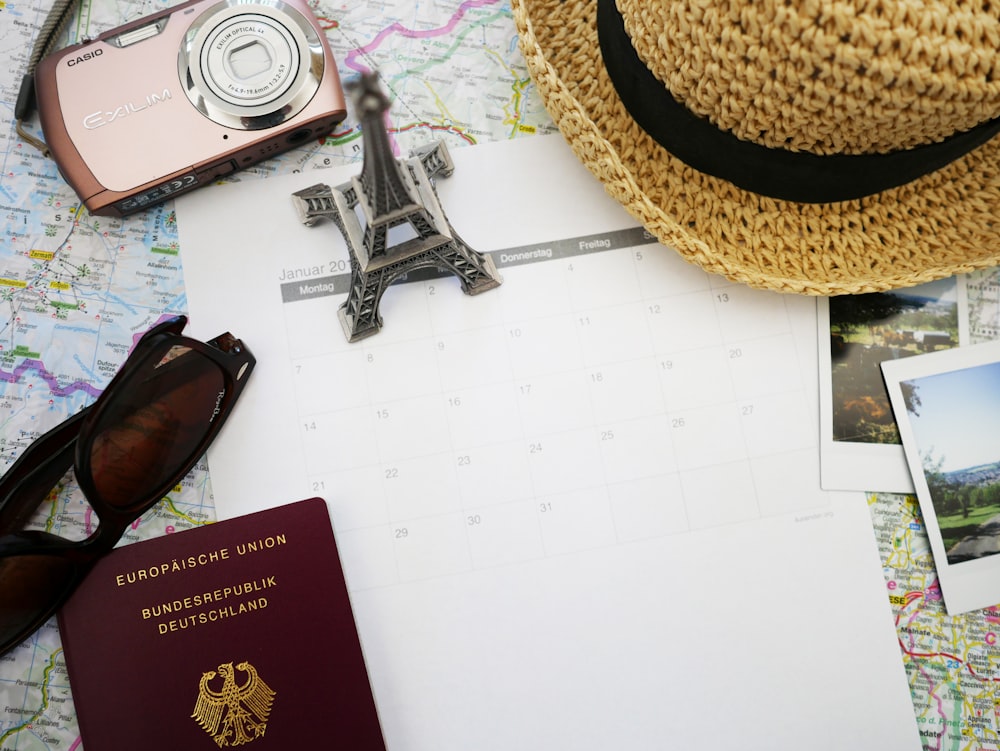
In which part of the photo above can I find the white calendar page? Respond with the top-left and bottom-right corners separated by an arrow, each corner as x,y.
177,136 -> 918,750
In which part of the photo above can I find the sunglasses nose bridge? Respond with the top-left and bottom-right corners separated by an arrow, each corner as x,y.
0,412 -> 88,536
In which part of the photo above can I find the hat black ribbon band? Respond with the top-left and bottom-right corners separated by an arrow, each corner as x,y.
596,0 -> 1000,203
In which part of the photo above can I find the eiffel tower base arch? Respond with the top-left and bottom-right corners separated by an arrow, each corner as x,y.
337,240 -> 502,342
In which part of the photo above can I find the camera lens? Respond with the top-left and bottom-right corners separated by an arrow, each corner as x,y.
228,40 -> 272,80
200,15 -> 298,107
178,0 -> 326,130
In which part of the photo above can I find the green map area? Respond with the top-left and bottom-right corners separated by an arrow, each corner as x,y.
0,0 -> 998,747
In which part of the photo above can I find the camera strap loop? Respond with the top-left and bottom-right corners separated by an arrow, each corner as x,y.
16,0 -> 81,156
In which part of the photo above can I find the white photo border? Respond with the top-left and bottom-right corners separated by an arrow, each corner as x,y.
883,340 -> 1000,615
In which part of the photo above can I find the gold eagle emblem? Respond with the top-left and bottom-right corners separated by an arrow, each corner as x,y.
191,661 -> 276,746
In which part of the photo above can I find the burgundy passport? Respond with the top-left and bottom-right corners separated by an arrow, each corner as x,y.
57,497 -> 386,749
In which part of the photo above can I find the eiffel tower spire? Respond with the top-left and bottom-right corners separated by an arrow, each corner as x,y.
292,71 -> 501,342
354,76 -> 421,230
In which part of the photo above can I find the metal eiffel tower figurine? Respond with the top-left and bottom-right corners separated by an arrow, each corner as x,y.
292,72 -> 502,342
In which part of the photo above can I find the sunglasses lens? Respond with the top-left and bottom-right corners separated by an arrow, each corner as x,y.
0,553 -> 78,651
87,344 -> 226,509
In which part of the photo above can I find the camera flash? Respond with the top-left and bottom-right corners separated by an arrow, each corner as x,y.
113,21 -> 167,47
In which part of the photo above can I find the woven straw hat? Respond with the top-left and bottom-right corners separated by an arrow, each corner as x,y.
511,0 -> 1000,294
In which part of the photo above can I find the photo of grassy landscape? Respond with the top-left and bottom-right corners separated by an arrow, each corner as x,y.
829,279 -> 959,445
900,360 -> 1000,564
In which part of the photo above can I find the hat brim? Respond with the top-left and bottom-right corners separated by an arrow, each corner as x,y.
512,0 -> 1000,295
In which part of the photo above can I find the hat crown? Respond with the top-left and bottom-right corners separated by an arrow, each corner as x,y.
622,0 -> 1000,155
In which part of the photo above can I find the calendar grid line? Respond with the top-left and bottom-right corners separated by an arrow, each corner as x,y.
293,334 -> 809,421
295,384 -> 811,469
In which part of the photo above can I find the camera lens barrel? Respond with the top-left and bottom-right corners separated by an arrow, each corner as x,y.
178,0 -> 326,130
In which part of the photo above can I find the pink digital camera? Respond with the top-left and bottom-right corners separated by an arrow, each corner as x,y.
34,0 -> 346,216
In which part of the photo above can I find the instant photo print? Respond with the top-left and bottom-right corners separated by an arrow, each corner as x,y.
883,340 -> 1000,615
819,277 -> 967,493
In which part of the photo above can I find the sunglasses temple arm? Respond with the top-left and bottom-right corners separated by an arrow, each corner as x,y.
0,410 -> 86,534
